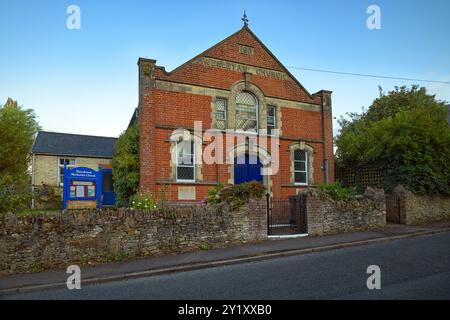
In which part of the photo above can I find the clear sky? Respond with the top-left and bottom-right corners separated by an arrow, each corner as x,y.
1,0 -> 449,138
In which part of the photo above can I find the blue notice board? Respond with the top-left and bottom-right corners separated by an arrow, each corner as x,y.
63,166 -> 102,209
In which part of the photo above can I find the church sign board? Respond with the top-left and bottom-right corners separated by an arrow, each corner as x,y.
63,167 -> 102,209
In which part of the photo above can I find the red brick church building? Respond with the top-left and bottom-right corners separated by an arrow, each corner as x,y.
134,20 -> 334,202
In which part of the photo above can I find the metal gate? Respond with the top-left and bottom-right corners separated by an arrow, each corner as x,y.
385,193 -> 402,224
267,194 -> 307,235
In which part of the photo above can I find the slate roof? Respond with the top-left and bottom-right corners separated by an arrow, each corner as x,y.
32,131 -> 117,158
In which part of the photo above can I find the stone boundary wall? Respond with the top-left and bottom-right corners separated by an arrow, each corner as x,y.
305,188 -> 387,236
391,185 -> 450,225
0,199 -> 266,275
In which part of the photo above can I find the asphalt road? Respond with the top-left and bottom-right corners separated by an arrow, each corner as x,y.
2,232 -> 450,300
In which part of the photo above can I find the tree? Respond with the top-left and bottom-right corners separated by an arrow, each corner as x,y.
0,98 -> 40,212
111,123 -> 140,207
335,85 -> 450,195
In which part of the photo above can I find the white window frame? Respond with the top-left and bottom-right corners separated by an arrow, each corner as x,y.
215,98 -> 227,130
294,150 -> 308,186
176,140 -> 196,183
58,158 -> 76,186
235,92 -> 259,134
267,105 -> 276,136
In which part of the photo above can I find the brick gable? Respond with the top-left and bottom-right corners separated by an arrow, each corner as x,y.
154,26 -> 320,104
204,27 -> 285,71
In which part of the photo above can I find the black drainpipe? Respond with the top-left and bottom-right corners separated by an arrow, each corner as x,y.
320,96 -> 328,184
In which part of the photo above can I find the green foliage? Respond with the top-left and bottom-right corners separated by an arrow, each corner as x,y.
114,250 -> 128,262
102,250 -> 129,263
130,192 -> 159,210
205,182 -> 225,204
0,98 -> 40,213
335,85 -> 450,195
168,211 -> 177,220
31,262 -> 45,273
317,182 -> 357,202
199,243 -> 211,251
33,183 -> 62,210
0,175 -> 32,213
206,181 -> 265,210
112,123 -> 140,207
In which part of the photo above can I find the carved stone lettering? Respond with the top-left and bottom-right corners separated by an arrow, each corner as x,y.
194,57 -> 288,81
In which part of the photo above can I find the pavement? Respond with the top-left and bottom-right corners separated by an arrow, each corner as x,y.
1,220 -> 450,295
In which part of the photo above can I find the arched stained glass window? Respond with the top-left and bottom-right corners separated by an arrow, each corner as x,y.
235,92 -> 258,132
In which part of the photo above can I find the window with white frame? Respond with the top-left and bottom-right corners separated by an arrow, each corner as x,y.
267,105 -> 276,135
176,140 -> 195,182
58,158 -> 76,186
215,98 -> 227,130
293,150 -> 308,185
235,92 -> 258,133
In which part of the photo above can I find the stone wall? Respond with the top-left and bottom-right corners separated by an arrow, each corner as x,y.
390,185 -> 450,225
0,199 -> 266,275
305,188 -> 386,236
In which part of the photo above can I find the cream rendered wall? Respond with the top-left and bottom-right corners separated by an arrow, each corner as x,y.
33,154 -> 111,187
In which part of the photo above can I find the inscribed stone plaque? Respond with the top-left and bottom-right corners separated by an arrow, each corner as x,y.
178,186 -> 196,200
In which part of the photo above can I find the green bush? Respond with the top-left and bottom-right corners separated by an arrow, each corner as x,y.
130,192 -> 159,210
112,123 -> 140,207
317,182 -> 357,202
0,175 -> 32,213
205,182 -> 225,204
0,98 -> 40,213
335,85 -> 450,195
205,181 -> 266,210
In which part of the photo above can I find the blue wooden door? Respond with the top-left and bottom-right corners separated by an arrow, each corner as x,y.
101,169 -> 116,206
234,154 -> 263,184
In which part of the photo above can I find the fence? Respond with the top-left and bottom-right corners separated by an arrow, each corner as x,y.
267,194 -> 307,235
336,166 -> 403,224
335,165 -> 385,193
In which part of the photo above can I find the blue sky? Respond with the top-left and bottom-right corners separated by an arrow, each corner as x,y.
1,0 -> 449,138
